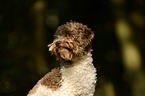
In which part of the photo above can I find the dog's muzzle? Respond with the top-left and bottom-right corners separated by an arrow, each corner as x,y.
48,41 -> 75,61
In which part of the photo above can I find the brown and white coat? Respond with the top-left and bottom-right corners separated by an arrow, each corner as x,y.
27,21 -> 97,96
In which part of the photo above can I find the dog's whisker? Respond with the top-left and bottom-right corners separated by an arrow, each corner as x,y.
48,43 -> 53,47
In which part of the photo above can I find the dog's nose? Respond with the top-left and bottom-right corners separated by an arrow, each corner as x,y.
56,41 -> 61,46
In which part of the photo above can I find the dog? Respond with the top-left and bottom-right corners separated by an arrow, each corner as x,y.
27,21 -> 97,96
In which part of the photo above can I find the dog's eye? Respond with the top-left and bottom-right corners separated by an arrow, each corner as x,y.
56,41 -> 61,46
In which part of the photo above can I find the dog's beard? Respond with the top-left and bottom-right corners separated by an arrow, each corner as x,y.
57,47 -> 73,61
48,40 -> 77,61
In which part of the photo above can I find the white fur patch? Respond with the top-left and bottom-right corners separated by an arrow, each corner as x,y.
59,52 -> 97,96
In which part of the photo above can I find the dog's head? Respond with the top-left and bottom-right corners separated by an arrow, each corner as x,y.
48,21 -> 94,61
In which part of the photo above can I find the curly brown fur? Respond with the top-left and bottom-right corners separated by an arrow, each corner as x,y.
48,21 -> 94,61
27,68 -> 62,95
41,68 -> 62,91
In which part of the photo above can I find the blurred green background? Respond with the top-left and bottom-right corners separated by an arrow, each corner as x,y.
0,0 -> 145,96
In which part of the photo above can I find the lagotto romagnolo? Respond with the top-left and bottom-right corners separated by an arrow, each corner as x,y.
27,21 -> 97,96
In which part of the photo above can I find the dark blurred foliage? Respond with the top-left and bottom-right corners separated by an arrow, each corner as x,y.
0,0 -> 145,96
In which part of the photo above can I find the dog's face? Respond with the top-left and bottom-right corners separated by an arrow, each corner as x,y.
48,36 -> 78,61
48,21 -> 94,61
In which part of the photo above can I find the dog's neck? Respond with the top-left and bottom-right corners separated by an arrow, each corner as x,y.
60,50 -> 93,67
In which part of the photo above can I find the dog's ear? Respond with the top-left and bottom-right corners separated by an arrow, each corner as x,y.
83,27 -> 95,43
79,25 -> 95,48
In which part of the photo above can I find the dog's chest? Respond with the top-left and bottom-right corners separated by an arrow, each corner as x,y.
58,56 -> 96,95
